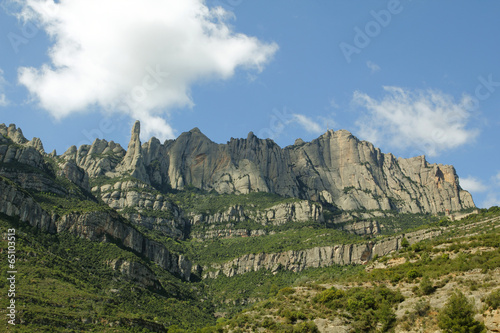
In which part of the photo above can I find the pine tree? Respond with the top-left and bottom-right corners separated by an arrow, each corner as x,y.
438,291 -> 486,333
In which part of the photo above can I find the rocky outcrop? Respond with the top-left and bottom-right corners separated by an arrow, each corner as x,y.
191,228 -> 268,240
93,179 -> 188,239
0,177 -> 192,280
0,130 -> 45,169
116,121 -> 149,183
188,200 -> 323,239
0,123 -> 28,145
61,140 -> 126,178
57,161 -> 91,192
202,227 -> 443,279
189,200 -> 323,226
340,220 -> 381,236
124,213 -> 186,239
483,309 -> 500,332
107,258 -> 161,289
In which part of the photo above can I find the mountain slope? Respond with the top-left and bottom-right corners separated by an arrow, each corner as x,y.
0,121 -> 489,332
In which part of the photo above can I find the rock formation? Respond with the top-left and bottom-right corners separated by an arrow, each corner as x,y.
53,121 -> 474,215
202,227 -> 442,279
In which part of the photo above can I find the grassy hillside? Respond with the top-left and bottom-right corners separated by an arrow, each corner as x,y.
0,213 -> 215,332
198,207 -> 500,332
3,207 -> 499,332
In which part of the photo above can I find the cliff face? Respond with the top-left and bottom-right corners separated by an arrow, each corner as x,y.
67,121 -> 473,214
0,177 -> 192,280
202,227 -> 442,279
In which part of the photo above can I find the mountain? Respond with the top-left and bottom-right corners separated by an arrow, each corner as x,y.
1,121 -> 494,333
58,121 -> 473,215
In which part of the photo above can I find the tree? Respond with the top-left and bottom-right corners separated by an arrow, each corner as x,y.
401,237 -> 410,249
438,291 -> 486,333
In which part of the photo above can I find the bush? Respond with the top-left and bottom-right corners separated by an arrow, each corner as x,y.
292,321 -> 319,333
406,269 -> 421,281
483,289 -> 500,310
414,300 -> 430,317
279,287 -> 296,296
438,291 -> 486,333
313,287 -> 345,307
419,276 -> 435,295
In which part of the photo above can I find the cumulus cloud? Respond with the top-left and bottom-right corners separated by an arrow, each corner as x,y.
366,60 -> 380,73
353,86 -> 479,156
460,176 -> 488,193
0,69 -> 9,107
12,0 -> 278,140
482,192 -> 500,208
291,114 -> 323,134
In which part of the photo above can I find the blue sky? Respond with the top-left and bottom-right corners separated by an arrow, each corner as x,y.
0,0 -> 499,208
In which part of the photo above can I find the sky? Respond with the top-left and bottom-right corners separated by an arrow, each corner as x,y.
0,0 -> 499,208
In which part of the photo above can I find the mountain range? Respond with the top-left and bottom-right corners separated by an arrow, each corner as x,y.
1,121 -> 496,333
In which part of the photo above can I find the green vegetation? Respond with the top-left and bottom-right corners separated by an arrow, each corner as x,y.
2,137 -> 500,332
314,285 -> 404,331
32,191 -> 111,215
438,291 -> 486,333
166,189 -> 302,215
0,213 -> 215,332
185,224 -> 364,265
483,289 -> 500,310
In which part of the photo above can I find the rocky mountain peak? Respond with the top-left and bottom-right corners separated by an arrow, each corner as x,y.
27,137 -> 45,153
0,123 -> 28,144
293,138 -> 305,146
116,120 -> 149,183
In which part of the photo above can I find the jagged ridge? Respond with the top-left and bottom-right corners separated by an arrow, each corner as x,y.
54,121 -> 474,214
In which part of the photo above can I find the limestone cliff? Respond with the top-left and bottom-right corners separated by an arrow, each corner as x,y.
202,227 -> 443,279
0,121 -> 476,221
69,121 -> 473,214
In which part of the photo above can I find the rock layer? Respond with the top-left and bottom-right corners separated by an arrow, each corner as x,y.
203,227 -> 443,279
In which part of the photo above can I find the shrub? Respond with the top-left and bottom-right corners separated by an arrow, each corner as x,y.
419,276 -> 435,295
406,269 -> 421,281
313,287 -> 345,307
414,300 -> 431,317
438,291 -> 486,333
281,310 -> 307,324
292,321 -> 319,333
278,287 -> 296,296
483,289 -> 500,310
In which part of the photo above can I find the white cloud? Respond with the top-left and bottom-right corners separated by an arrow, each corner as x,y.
366,60 -> 380,73
291,114 -> 323,134
0,95 -> 7,107
329,98 -> 339,109
0,69 -> 9,107
460,176 -> 488,193
482,192 -> 500,209
13,0 -> 278,140
495,171 -> 500,186
353,86 -> 479,156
